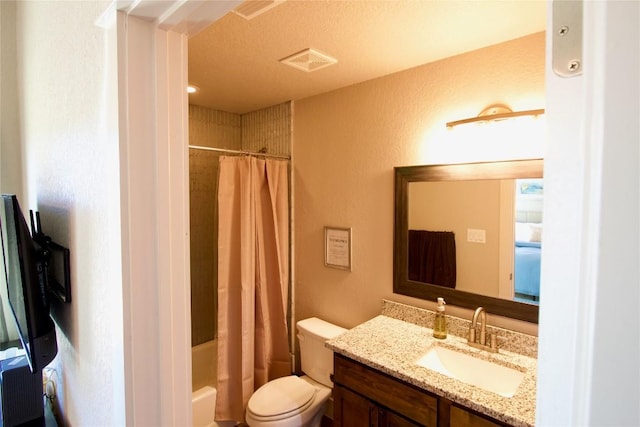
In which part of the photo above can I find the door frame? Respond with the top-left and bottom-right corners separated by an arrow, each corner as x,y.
113,0 -> 639,424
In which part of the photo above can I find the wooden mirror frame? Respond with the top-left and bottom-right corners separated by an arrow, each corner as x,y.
393,159 -> 543,323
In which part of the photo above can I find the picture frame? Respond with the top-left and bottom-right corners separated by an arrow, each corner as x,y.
324,226 -> 352,270
517,178 -> 544,195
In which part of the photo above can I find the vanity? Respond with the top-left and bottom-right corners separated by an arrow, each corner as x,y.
327,301 -> 537,427
325,159 -> 541,426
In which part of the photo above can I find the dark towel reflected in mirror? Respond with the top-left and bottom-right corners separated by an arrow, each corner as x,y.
408,230 -> 456,288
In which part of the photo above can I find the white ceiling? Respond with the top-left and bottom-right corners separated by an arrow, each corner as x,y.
187,0 -> 546,115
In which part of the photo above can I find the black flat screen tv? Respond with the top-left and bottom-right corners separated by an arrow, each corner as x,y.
0,194 -> 70,426
1,195 -> 57,373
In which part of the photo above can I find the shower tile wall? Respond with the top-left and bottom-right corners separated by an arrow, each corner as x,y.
190,105 -> 242,150
189,103 -> 292,348
242,102 -> 291,157
189,105 -> 241,346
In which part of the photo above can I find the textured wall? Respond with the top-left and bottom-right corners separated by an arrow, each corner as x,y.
293,32 -> 545,334
13,1 -> 125,425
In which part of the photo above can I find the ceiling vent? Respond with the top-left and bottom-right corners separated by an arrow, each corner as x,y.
280,48 -> 338,73
233,0 -> 285,20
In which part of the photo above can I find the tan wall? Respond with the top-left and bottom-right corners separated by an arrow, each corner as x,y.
293,32 -> 545,332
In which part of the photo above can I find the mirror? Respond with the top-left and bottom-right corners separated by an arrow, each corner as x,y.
394,159 -> 543,323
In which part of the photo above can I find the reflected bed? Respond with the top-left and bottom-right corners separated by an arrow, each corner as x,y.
514,240 -> 541,303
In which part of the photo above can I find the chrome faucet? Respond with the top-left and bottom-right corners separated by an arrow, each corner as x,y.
468,307 -> 498,353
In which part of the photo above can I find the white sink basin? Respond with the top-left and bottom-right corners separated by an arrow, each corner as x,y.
416,345 -> 525,398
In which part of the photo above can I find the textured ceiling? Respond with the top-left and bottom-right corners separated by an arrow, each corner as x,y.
188,0 -> 546,114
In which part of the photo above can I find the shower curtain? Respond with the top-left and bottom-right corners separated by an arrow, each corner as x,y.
215,156 -> 290,421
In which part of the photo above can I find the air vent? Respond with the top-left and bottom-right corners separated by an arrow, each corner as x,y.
279,48 -> 338,73
233,0 -> 284,20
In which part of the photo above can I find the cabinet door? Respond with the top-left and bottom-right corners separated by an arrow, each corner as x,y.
449,405 -> 504,427
334,354 -> 438,426
382,410 -> 423,427
334,384 -> 422,427
334,384 -> 375,427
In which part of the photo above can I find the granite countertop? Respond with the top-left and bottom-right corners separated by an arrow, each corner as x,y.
326,314 -> 537,427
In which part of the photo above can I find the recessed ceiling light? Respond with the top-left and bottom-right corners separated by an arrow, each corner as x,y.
187,85 -> 199,94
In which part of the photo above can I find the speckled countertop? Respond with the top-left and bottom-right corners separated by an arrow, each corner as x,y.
326,300 -> 537,427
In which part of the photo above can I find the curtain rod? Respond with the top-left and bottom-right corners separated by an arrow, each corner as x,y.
188,145 -> 291,160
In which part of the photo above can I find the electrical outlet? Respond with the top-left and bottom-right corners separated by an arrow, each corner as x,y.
42,367 -> 57,400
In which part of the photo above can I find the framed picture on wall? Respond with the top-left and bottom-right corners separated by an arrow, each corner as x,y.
324,226 -> 352,271
517,178 -> 544,195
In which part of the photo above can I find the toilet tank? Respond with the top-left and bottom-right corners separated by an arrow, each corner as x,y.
297,317 -> 346,388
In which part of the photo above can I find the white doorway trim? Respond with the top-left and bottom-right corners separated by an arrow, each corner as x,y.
112,1 -> 239,424
537,1 -> 639,425
112,0 -> 639,425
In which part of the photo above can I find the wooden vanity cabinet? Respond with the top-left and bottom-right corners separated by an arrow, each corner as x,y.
333,354 -> 510,427
334,385 -> 423,427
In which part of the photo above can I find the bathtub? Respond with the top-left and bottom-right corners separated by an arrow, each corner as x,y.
192,386 -> 217,427
192,340 -> 217,392
192,340 -> 237,427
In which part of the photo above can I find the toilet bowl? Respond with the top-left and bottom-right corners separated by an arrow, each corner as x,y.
245,318 -> 346,427
245,375 -> 330,427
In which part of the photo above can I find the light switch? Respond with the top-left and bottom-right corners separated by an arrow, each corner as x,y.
467,228 -> 486,244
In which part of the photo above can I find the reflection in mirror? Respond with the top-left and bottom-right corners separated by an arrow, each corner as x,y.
394,159 -> 543,323
407,178 -> 543,304
512,179 -> 543,304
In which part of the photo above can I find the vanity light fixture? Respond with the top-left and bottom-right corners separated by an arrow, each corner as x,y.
446,104 -> 545,129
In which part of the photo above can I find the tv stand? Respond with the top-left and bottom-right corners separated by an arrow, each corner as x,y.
0,355 -> 50,427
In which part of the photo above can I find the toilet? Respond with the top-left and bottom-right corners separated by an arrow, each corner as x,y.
245,317 -> 346,427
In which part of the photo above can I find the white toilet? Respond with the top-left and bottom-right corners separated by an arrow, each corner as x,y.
245,317 -> 346,427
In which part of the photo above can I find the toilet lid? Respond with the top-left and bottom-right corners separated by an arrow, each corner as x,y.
247,376 -> 317,419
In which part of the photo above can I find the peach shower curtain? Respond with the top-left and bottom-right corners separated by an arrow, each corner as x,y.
215,156 -> 290,422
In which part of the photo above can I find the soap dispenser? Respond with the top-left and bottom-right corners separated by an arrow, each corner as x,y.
433,297 -> 447,339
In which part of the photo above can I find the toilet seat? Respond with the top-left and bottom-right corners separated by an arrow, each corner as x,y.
246,376 -> 317,422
